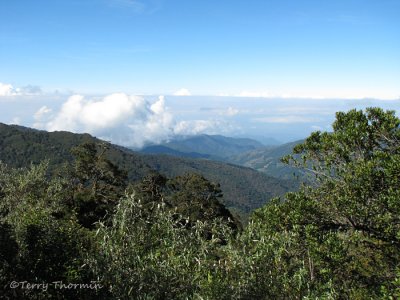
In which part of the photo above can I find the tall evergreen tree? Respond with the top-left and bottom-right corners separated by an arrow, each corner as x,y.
69,142 -> 128,228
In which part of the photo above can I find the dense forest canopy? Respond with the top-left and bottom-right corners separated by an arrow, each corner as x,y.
0,107 -> 399,299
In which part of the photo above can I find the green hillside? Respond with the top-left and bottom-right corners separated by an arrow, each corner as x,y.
227,140 -> 307,180
156,134 -> 265,159
141,135 -> 307,181
0,123 -> 297,213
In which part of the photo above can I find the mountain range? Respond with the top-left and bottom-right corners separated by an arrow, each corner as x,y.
141,134 -> 305,180
0,123 -> 301,214
141,134 -> 266,160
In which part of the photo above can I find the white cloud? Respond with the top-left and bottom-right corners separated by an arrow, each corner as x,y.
33,106 -> 53,129
40,93 -> 236,147
173,88 -> 191,96
46,93 -> 146,132
10,117 -> 21,125
25,92 -> 241,147
41,93 -> 175,148
0,83 -> 17,96
173,119 -> 234,136
236,91 -> 271,98
128,95 -> 175,146
224,107 -> 239,116
0,82 -> 42,97
174,120 -> 214,136
205,107 -> 240,116
34,106 -> 52,121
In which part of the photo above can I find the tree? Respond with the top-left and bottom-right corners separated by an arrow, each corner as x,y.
69,142 -> 128,228
227,107 -> 400,299
91,192 -> 235,299
283,107 -> 400,245
0,162 -> 99,299
167,173 -> 238,230
133,172 -> 240,233
276,107 -> 400,297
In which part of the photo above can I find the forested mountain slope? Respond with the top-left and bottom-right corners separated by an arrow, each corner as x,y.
143,134 -> 265,159
141,135 -> 307,181
0,123 -> 297,213
227,140 -> 306,180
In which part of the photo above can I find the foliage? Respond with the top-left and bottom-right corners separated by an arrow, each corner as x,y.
273,107 -> 400,298
0,162 -> 98,299
0,144 -> 241,299
133,172 -> 241,240
167,173 -> 240,232
91,192 -> 235,299
68,142 -> 128,228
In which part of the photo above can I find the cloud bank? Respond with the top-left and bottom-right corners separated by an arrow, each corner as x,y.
0,82 -> 42,96
6,90 -> 397,146
34,93 -> 228,148
173,88 -> 191,96
0,83 -> 16,96
174,119 -> 234,136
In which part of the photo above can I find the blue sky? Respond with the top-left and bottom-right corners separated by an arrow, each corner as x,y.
1,0 -> 399,97
0,0 -> 399,146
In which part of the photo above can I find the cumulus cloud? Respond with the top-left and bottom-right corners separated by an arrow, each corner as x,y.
198,106 -> 239,117
224,107 -> 239,116
28,93 -> 238,148
39,93 -> 178,148
46,93 -> 145,132
173,88 -> 191,96
174,119 -> 234,136
38,93 -> 235,147
10,117 -> 21,125
33,106 -> 53,128
128,96 -> 175,146
0,83 -> 16,96
0,82 -> 42,96
34,106 -> 52,120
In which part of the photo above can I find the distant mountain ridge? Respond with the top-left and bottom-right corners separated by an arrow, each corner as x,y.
140,133 -> 305,180
142,134 -> 266,160
0,123 -> 298,213
140,145 -> 212,159
227,140 -> 306,180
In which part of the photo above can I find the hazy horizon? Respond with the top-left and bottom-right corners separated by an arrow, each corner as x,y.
1,93 -> 399,147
